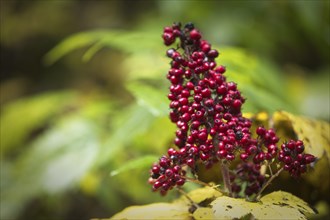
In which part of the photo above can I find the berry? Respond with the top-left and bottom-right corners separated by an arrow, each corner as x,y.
208,49 -> 219,58
190,29 -> 202,40
256,126 -> 266,136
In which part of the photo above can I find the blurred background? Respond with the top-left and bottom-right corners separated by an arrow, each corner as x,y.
1,0 -> 329,219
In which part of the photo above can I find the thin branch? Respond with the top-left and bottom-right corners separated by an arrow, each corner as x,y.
256,167 -> 284,201
220,160 -> 232,196
183,176 -> 212,187
268,164 -> 274,176
183,177 -> 223,192
176,187 -> 199,208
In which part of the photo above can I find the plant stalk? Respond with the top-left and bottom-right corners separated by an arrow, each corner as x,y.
256,167 -> 284,200
220,160 -> 232,196
184,177 -> 212,187
176,188 -> 199,208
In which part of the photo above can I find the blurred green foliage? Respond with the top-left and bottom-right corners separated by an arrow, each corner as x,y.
0,0 -> 329,219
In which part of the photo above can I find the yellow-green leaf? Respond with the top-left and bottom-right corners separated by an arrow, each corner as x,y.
209,190 -> 315,220
105,186 -> 316,220
109,155 -> 158,177
126,81 -> 168,117
273,111 -> 330,160
0,91 -> 77,156
193,207 -> 214,220
175,185 -> 222,205
210,196 -> 258,219
109,203 -> 191,220
260,191 -> 315,216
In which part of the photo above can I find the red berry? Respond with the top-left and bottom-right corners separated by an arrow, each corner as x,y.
284,156 -> 292,164
304,154 -> 316,163
176,178 -> 185,186
226,154 -> 235,161
217,150 -> 227,158
256,127 -> 266,136
167,148 -> 177,156
215,65 -> 226,74
201,88 -> 211,98
190,29 -> 201,40
202,44 -> 211,53
227,82 -> 237,91
153,181 -> 162,189
162,33 -> 175,45
296,144 -> 305,154
198,131 -> 208,142
187,158 -> 195,167
240,153 -> 249,161
232,99 -> 242,109
287,141 -> 295,150
164,27 -> 173,33
181,113 -> 191,122
200,153 -> 210,161
152,166 -> 160,174
165,169 -> 174,177
208,49 -> 219,58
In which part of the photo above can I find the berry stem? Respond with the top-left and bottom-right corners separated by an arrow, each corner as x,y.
176,187 -> 199,208
183,177 -> 223,192
220,160 -> 232,196
183,176 -> 212,187
268,164 -> 274,176
256,167 -> 284,200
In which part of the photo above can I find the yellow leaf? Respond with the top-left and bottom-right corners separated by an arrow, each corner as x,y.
209,191 -> 315,220
109,203 -> 191,220
260,191 -> 315,215
105,188 -> 316,220
192,207 -> 214,220
252,204 -> 304,220
175,185 -> 222,205
272,111 -> 330,192
304,154 -> 330,192
273,111 -> 330,160
210,196 -> 258,219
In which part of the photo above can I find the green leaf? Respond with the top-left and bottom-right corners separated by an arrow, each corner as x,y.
218,47 -> 296,113
44,30 -> 113,65
126,81 -> 168,116
122,52 -> 168,80
110,155 -> 159,177
98,104 -> 155,165
44,30 -> 160,65
1,115 -> 100,220
0,91 -> 77,156
108,203 -> 191,220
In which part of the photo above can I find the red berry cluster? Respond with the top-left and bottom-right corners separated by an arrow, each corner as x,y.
240,127 -> 279,164
149,155 -> 186,195
279,140 -> 316,177
230,162 -> 265,197
149,22 -> 316,196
